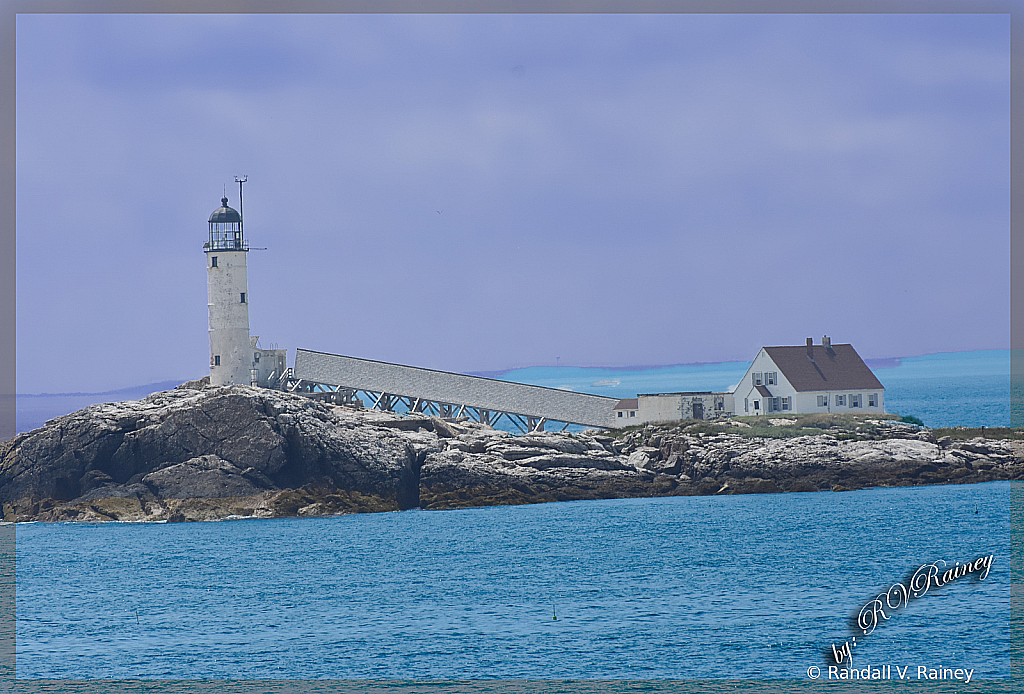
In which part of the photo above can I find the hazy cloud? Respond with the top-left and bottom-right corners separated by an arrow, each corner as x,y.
16,13 -> 1009,392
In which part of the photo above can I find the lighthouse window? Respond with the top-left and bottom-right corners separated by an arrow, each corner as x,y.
214,356 -> 220,366
211,257 -> 218,268
240,293 -> 246,303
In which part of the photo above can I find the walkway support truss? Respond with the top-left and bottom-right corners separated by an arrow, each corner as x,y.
290,348 -> 618,432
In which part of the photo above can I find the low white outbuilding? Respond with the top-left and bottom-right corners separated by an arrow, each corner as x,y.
249,337 -> 288,389
613,391 -> 733,425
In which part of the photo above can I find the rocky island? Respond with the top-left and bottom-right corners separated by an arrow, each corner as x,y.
2,379 -> 1021,522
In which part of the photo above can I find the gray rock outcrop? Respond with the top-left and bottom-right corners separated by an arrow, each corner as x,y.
2,383 -> 1021,522
1,383 -> 422,521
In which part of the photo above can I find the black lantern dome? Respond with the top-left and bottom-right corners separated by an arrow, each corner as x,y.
209,196 -> 241,224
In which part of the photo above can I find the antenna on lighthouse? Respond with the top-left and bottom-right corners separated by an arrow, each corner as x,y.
234,175 -> 247,237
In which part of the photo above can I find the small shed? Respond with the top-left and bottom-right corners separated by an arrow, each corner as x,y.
613,398 -> 639,423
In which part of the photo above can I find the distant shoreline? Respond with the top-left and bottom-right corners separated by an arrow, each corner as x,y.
468,360 -> 749,379
863,357 -> 902,369
15,379 -> 185,399
473,348 -> 1007,378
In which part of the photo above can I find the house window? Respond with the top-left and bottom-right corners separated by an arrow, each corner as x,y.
753,372 -> 763,386
782,397 -> 791,411
753,400 -> 760,411
766,372 -> 777,385
817,395 -> 828,407
214,355 -> 220,366
868,394 -> 877,407
240,293 -> 246,303
850,394 -> 862,408
744,398 -> 749,413
211,256 -> 218,268
836,394 -> 846,406
618,411 -> 623,418
629,411 -> 636,417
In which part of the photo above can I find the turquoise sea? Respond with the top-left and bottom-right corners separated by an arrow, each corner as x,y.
15,483 -> 1012,680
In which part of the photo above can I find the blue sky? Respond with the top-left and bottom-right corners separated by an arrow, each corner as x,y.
15,12 -> 1009,393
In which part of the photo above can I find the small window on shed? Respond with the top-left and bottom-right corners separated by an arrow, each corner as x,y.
630,411 -> 636,417
618,411 -> 623,418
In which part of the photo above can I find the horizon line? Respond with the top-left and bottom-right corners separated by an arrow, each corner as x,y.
12,347 -> 1009,398
470,347 -> 1009,378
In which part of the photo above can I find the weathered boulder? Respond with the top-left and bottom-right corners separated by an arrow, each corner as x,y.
141,455 -> 271,499
0,384 -> 424,520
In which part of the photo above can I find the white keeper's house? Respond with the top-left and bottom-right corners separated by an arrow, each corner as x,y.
734,336 -> 884,416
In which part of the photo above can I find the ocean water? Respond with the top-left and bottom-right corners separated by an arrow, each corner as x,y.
16,482 -> 1011,680
871,350 -> 1010,429
489,349 -> 1010,429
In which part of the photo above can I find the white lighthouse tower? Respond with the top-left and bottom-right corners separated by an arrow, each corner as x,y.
205,187 -> 251,386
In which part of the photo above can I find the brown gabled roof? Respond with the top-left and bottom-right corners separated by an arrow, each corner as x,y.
754,385 -> 773,397
764,344 -> 884,392
614,398 -> 638,410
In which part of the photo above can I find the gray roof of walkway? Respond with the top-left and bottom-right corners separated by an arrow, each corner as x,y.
294,348 -> 619,428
